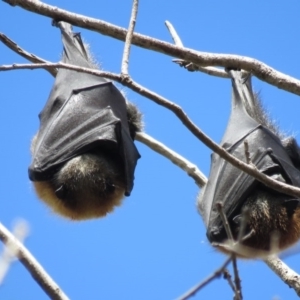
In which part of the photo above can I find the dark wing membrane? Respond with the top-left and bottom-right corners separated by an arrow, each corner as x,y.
200,70 -> 300,242
29,22 -> 140,195
200,70 -> 259,227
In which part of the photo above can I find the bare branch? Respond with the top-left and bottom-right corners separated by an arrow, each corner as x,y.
216,203 -> 234,241
216,203 -> 242,299
176,257 -> 232,300
2,3 -> 300,297
237,209 -> 251,242
0,222 -> 69,300
3,0 -> 300,95
243,140 -> 251,165
232,256 -> 242,300
136,132 -> 207,188
1,62 -> 300,200
265,256 -> 300,297
0,32 -> 57,77
121,0 -> 139,76
165,21 -> 183,47
223,270 -> 236,294
2,8 -> 300,296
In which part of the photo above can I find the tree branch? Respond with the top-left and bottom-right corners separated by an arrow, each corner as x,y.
176,257 -> 232,300
3,0 -> 300,95
2,8 -> 300,295
121,0 -> 139,76
164,20 -> 184,47
136,132 -> 207,188
1,62 -> 300,200
0,32 -> 57,77
265,256 -> 300,297
0,222 -> 69,300
216,203 -> 242,299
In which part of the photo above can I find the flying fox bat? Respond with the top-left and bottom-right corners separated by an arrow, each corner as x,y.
198,69 -> 300,257
29,21 -> 142,220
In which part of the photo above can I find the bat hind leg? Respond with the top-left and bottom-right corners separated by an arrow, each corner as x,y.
33,152 -> 126,220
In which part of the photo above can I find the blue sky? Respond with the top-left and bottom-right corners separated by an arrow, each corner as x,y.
1,1 -> 300,299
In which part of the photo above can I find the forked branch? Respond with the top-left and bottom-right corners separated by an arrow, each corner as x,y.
3,0 -> 300,95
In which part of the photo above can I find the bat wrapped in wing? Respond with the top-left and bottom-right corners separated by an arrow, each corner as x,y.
29,21 -> 142,220
198,69 -> 300,257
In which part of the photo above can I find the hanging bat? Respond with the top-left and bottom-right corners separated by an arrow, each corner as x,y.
29,21 -> 142,220
197,69 -> 300,257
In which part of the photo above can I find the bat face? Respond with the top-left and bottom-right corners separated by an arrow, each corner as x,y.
198,70 -> 300,258
29,22 -> 141,220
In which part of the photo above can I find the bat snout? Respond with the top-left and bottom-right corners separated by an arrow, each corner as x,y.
207,226 -> 225,243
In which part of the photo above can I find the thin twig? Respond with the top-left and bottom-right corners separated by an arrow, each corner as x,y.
0,32 -> 57,77
232,256 -> 242,300
121,0 -> 139,76
136,132 -> 207,188
237,209 -> 251,242
1,62 -> 300,200
216,203 -> 242,299
0,222 -> 69,300
216,203 -> 234,241
223,269 -> 236,293
243,140 -> 251,164
165,21 -> 183,47
176,257 -> 232,300
3,0 -> 300,95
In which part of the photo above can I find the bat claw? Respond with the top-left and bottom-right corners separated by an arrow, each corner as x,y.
55,185 -> 66,200
232,215 -> 242,225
